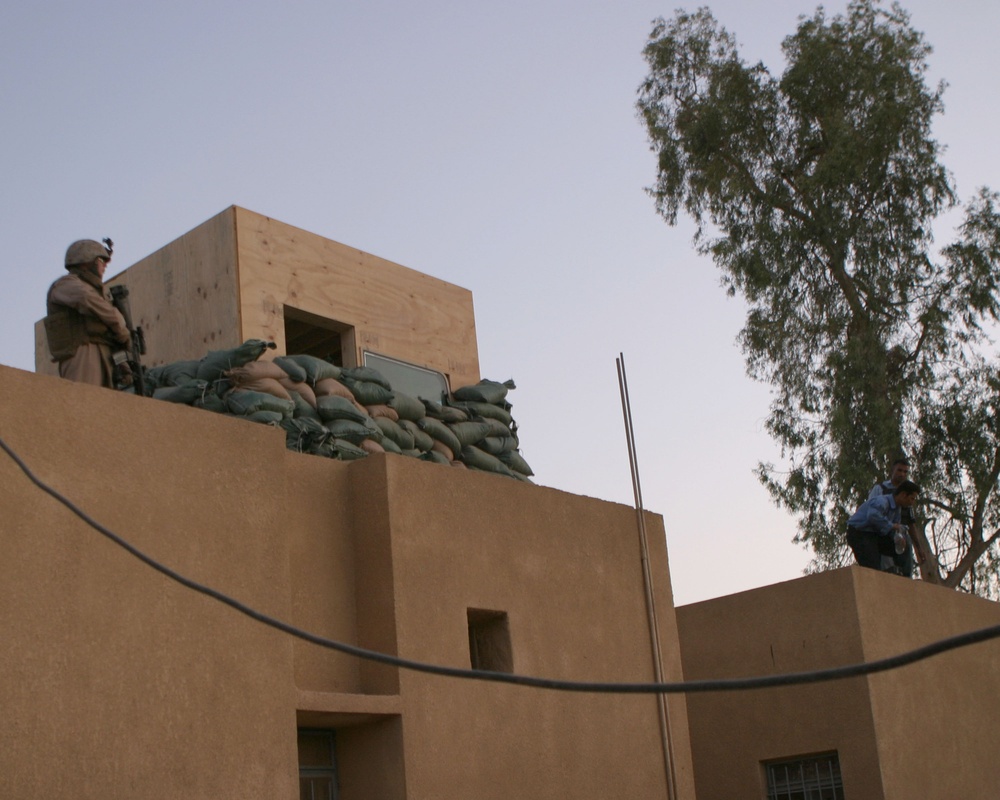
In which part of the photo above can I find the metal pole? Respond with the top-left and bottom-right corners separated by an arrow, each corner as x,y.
617,354 -> 678,800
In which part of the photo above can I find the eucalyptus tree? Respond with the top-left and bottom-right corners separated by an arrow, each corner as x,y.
638,0 -> 1000,594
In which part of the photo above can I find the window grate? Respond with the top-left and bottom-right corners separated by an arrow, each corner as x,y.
765,752 -> 844,800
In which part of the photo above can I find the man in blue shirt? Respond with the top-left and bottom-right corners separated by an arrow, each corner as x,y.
847,480 -> 920,576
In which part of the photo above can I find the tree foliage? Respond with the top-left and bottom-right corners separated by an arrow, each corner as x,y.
638,0 -> 1000,595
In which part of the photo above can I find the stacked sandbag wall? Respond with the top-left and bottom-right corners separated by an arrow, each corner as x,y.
142,340 -> 534,482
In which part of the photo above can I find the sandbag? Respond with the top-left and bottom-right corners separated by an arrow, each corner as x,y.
316,395 -> 371,424
447,400 -> 513,426
430,439 -> 455,462
196,339 -> 274,382
289,392 -> 322,421
329,439 -> 368,460
366,404 -> 400,421
152,379 -> 211,405
340,365 -> 391,389
478,435 -> 519,455
498,449 -> 534,476
280,378 -> 318,408
398,419 -> 434,451
452,378 -> 515,405
225,376 -> 292,402
387,391 -> 426,422
377,436 -> 404,455
281,417 -> 329,453
146,359 -> 200,388
245,410 -> 285,425
225,361 -> 288,383
421,399 -> 468,423
417,417 -> 463,456
448,421 -> 493,448
460,445 -> 515,477
360,438 -> 387,455
374,417 -> 415,450
314,378 -> 355,399
325,417 -> 382,444
482,417 -> 516,439
225,389 -> 294,418
273,356 -> 308,383
421,449 -> 451,466
282,354 -> 342,384
343,378 -> 393,406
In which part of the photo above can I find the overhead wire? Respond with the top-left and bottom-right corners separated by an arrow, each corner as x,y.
3,432 -> 1000,695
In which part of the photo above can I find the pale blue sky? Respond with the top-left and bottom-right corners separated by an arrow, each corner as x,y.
3,1 -> 998,605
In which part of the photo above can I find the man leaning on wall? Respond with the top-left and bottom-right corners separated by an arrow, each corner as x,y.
44,239 -> 130,388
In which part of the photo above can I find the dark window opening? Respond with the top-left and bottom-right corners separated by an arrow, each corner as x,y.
765,751 -> 844,800
284,306 -> 352,367
298,728 -> 338,800
467,608 -> 513,673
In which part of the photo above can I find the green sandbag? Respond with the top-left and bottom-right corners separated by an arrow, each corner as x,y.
146,359 -> 200,388
420,450 -> 451,466
342,378 -> 393,406
330,439 -> 368,460
421,398 -> 468,423
378,436 -> 403,455
374,417 -> 415,450
387,391 -> 426,421
478,435 -> 519,455
280,417 -> 329,453
460,445 -> 515,477
282,354 -> 341,384
225,389 -> 295,418
447,400 -> 513,426
417,417 -> 463,455
290,391 -> 322,421
153,379 -> 211,405
193,392 -> 227,413
480,417 -> 514,438
326,418 -> 382,444
340,366 -> 391,389
498,449 -> 534,476
448,421 -> 493,448
245,410 -> 285,425
273,356 -> 308,383
452,378 -> 515,405
196,339 -> 274,382
316,394 -> 370,424
398,419 -> 434,451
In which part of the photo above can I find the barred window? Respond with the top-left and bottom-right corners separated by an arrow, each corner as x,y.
298,728 -> 338,800
765,752 -> 844,800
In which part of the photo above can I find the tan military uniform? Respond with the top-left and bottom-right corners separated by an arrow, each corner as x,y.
45,269 -> 129,387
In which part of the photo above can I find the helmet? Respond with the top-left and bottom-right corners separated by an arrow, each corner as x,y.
65,239 -> 111,268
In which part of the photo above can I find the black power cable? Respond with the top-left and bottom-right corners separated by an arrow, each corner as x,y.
3,432 -> 1000,694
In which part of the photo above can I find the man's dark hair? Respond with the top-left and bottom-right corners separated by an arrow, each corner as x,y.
892,457 -> 912,468
894,479 -> 920,495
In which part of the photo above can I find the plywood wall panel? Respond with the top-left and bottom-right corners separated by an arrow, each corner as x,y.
233,207 -> 480,387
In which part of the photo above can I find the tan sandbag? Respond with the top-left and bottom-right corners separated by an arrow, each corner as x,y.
278,376 -> 317,408
314,377 -> 354,398
431,439 -> 454,462
360,439 -> 386,455
225,360 -> 288,383
366,404 -> 400,421
227,376 -> 292,401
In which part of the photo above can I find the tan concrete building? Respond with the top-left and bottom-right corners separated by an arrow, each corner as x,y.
678,567 -> 1000,798
11,209 -> 696,798
17,207 -> 1000,798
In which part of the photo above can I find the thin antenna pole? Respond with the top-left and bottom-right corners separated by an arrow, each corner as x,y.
617,353 -> 678,800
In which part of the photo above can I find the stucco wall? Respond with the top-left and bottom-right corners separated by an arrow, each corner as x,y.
678,566 -> 1000,799
0,364 -> 300,799
0,364 -> 694,799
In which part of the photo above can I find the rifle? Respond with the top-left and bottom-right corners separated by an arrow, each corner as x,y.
108,284 -> 149,397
